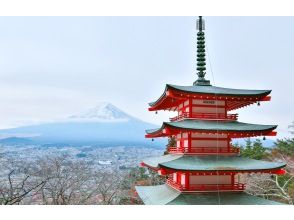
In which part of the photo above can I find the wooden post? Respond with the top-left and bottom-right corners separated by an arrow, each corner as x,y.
189,98 -> 192,118
188,132 -> 192,153
231,173 -> 235,186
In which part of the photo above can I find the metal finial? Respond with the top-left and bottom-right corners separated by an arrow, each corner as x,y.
193,16 -> 211,86
197,16 -> 205,31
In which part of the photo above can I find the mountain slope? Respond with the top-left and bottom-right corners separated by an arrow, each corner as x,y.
69,102 -> 131,121
0,102 -> 164,147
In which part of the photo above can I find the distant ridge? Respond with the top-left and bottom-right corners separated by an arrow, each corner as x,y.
0,102 -> 164,148
0,137 -> 33,145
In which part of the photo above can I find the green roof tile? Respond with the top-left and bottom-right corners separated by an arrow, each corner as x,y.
149,84 -> 271,107
142,155 -> 286,171
146,120 -> 277,134
168,84 -> 271,96
136,184 -> 283,205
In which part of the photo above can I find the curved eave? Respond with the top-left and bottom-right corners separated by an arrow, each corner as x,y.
141,155 -> 286,173
136,184 -> 284,205
148,84 -> 272,111
145,120 -> 277,138
167,84 -> 271,97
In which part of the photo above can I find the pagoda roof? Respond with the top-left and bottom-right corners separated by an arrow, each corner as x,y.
146,120 -> 277,138
135,184 -> 283,205
149,84 -> 271,111
168,84 -> 271,97
141,154 -> 286,172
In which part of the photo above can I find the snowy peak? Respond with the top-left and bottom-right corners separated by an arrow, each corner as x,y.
69,102 -> 131,121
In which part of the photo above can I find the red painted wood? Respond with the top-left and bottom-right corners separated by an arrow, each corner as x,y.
145,84 -> 282,193
185,173 -> 190,188
188,133 -> 192,152
148,88 -> 271,112
146,126 -> 277,138
176,137 -> 229,141
147,167 -> 286,176
231,174 -> 235,185
191,104 -> 226,108
166,178 -> 245,192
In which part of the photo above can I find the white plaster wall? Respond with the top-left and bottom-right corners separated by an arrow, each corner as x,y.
182,133 -> 188,138
173,173 -> 177,182
181,174 -> 186,185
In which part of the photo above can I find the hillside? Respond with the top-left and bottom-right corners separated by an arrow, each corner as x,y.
0,102 -> 165,147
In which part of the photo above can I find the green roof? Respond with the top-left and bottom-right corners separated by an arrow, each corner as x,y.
136,184 -> 283,205
168,84 -> 271,96
149,84 -> 271,107
146,120 -> 277,134
142,154 -> 286,171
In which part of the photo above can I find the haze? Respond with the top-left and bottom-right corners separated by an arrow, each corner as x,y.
0,17 -> 293,138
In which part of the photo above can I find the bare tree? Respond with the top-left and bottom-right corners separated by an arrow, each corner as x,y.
245,173 -> 293,204
36,155 -> 97,205
0,164 -> 47,205
31,155 -> 123,205
94,171 -> 122,205
0,153 -> 146,205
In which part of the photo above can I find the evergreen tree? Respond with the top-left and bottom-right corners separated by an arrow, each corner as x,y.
164,136 -> 176,155
240,138 -> 267,160
274,138 -> 294,156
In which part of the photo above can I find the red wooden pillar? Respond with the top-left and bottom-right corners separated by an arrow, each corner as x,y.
177,172 -> 181,184
185,172 -> 190,190
177,133 -> 181,150
189,98 -> 192,118
188,132 -> 192,153
227,137 -> 231,152
231,173 -> 235,185
224,100 -> 228,118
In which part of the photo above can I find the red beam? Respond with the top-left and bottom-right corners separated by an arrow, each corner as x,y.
261,96 -> 271,101
148,87 -> 272,112
267,131 -> 277,136
154,168 -> 286,176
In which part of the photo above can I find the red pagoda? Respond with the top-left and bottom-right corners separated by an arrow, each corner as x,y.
136,17 -> 286,205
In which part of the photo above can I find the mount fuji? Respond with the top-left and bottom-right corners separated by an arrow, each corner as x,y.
0,102 -> 164,147
69,102 -> 131,121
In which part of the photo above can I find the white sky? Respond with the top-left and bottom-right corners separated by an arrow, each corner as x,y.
0,16 -> 293,138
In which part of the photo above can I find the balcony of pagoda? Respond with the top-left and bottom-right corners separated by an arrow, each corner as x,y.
166,178 -> 245,192
167,146 -> 240,155
169,112 -> 238,122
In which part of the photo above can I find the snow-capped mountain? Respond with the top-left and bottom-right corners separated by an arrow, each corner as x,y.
69,102 -> 130,121
0,102 -> 163,147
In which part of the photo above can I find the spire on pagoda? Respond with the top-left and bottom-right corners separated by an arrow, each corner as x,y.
136,16 -> 286,205
193,16 -> 211,86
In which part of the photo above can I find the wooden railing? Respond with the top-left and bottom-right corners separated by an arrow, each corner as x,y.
167,179 -> 245,192
170,112 -> 238,122
167,146 -> 240,154
166,179 -> 183,190
188,183 -> 245,191
168,147 -> 185,153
